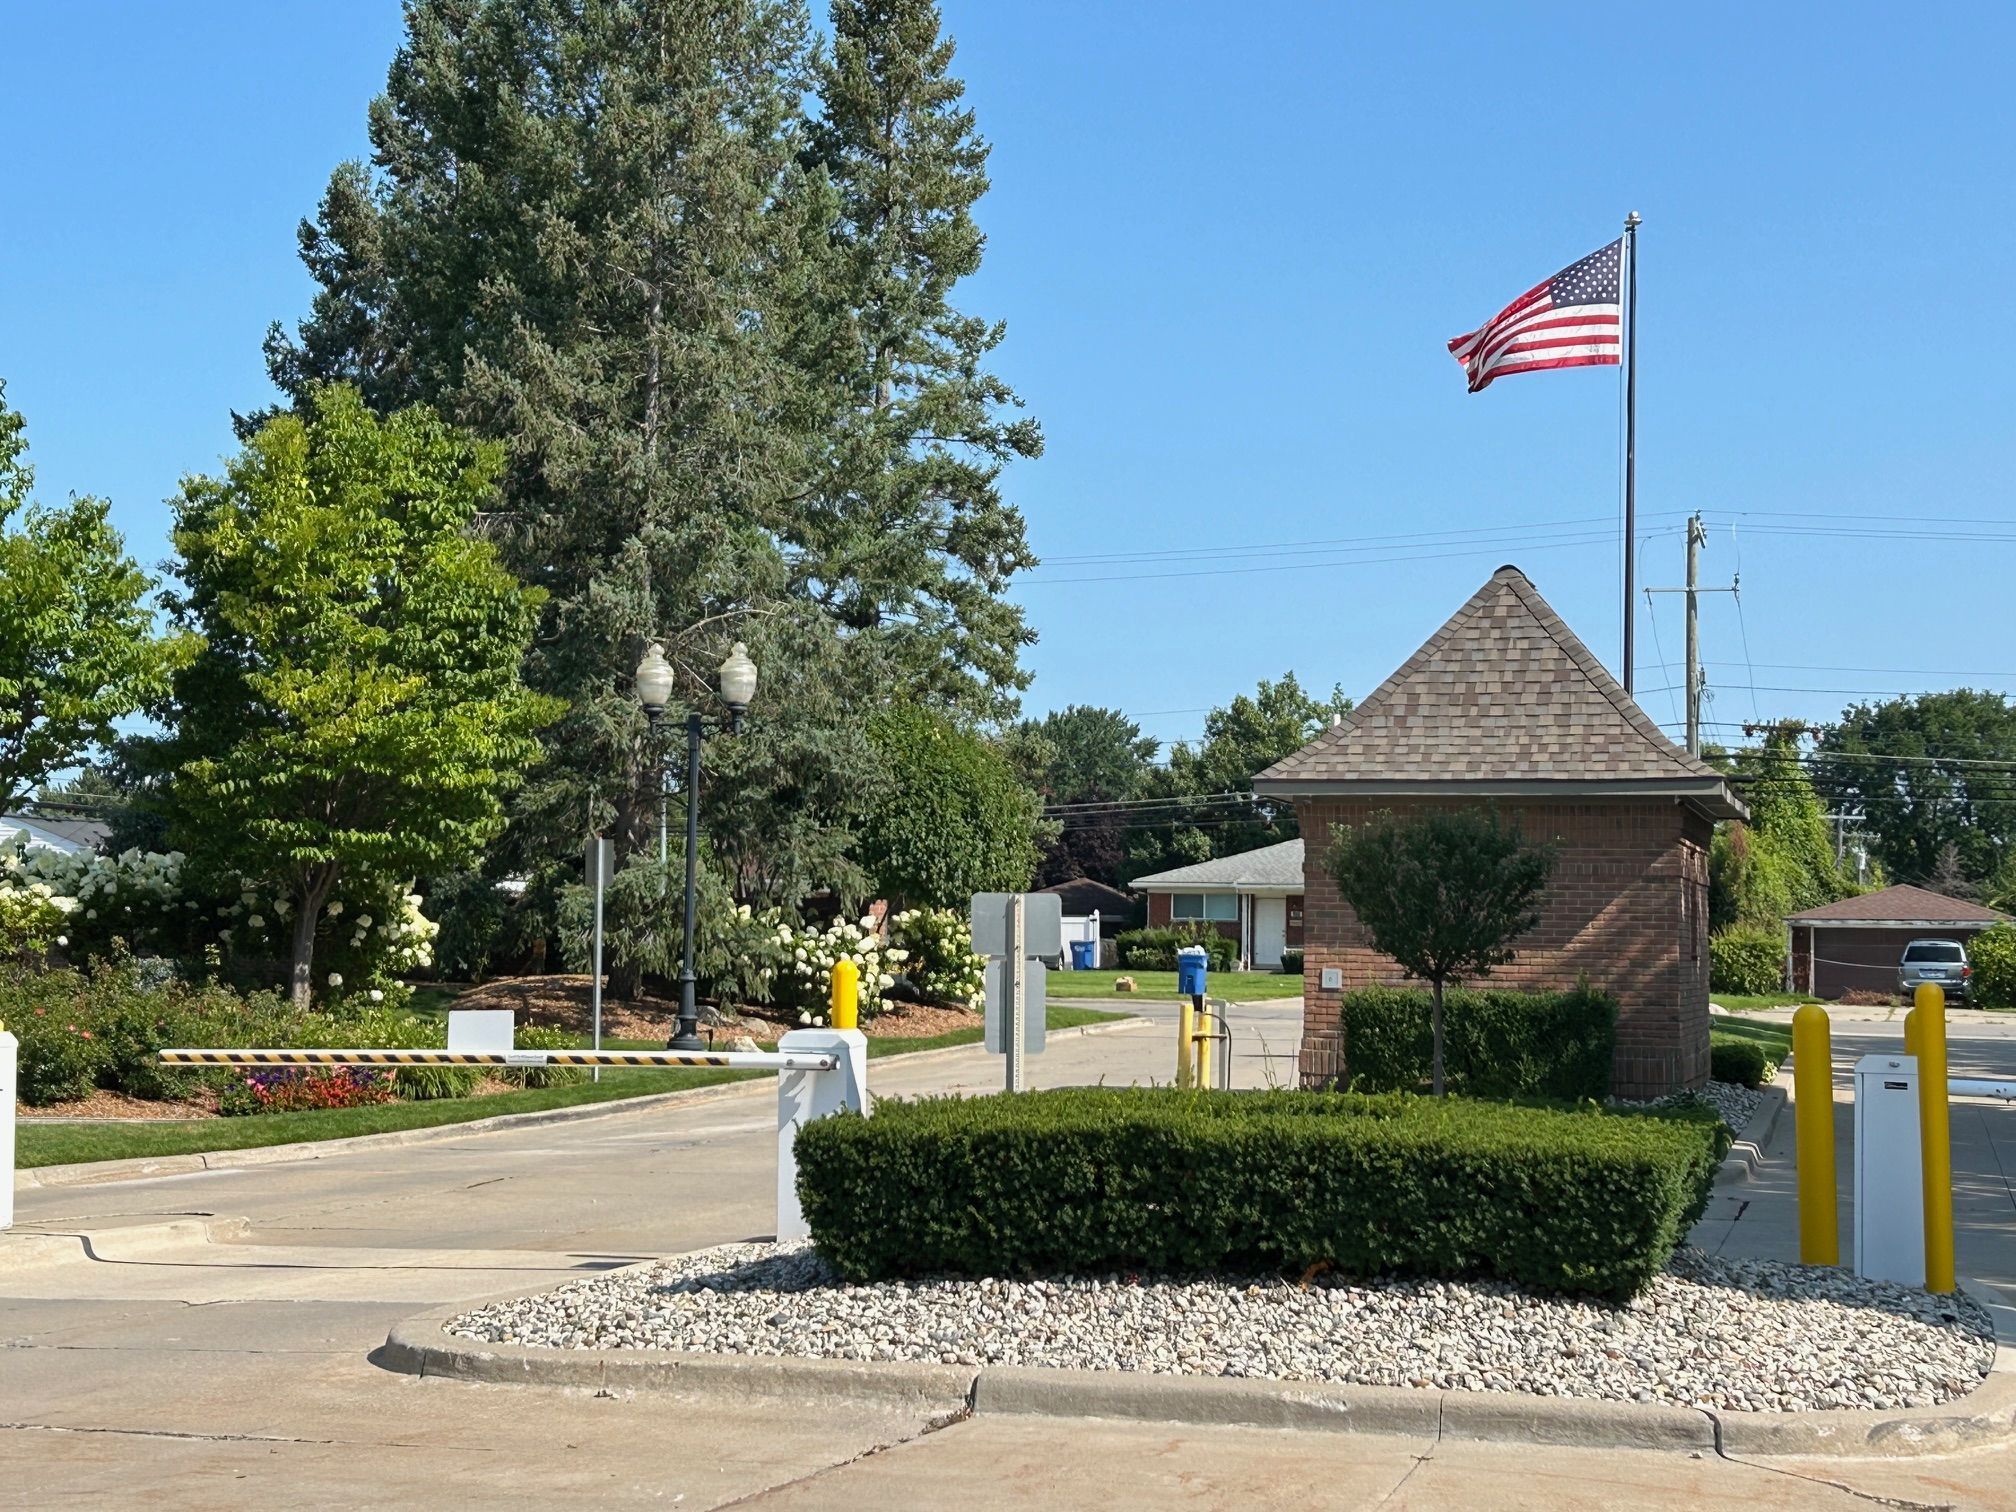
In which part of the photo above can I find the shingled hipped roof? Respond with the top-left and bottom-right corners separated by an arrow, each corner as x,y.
1252,565 -> 1746,821
1785,884 -> 2009,927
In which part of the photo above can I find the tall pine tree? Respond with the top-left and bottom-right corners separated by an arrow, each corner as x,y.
266,1 -> 873,992
796,0 -> 1041,716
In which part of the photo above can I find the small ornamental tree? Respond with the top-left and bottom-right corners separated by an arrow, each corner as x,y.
160,386 -> 560,1008
1326,809 -> 1556,1095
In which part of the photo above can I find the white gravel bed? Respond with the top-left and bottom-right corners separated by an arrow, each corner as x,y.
1617,1078 -> 1766,1134
447,1241 -> 1994,1414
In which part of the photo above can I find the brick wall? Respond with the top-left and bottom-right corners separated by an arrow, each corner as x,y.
1294,797 -> 1713,1099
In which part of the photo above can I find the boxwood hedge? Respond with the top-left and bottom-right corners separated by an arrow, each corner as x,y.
1340,984 -> 1617,1100
795,1088 -> 1727,1301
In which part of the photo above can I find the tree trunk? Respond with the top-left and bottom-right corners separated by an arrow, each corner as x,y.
289,869 -> 338,1012
289,906 -> 317,1013
1430,977 -> 1446,1097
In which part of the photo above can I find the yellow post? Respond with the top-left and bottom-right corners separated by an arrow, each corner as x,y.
1176,998 -> 1194,1088
1792,1003 -> 1838,1266
1904,1004 -> 1921,1057
1194,1001 -> 1212,1089
1914,984 -> 1956,1292
829,959 -> 859,1030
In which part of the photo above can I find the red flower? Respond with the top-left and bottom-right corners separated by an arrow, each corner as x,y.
79,1030 -> 93,1039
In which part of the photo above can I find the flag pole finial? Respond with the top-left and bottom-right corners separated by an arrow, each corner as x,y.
1625,210 -> 1641,228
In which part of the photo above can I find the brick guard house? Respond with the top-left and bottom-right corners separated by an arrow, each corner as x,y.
1253,565 -> 1747,1099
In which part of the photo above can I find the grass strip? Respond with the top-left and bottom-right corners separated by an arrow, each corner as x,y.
15,1005 -> 1128,1168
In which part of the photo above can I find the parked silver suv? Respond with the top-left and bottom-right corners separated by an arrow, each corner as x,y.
1898,938 -> 1972,1002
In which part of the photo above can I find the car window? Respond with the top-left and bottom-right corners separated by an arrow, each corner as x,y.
1903,943 -> 1965,962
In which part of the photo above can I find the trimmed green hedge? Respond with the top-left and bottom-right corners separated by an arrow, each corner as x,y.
1709,1037 -> 1769,1088
796,1088 -> 1727,1301
1340,984 -> 1617,1099
1114,925 -> 1237,972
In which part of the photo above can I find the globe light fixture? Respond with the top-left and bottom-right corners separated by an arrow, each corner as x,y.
718,642 -> 757,714
633,640 -> 675,717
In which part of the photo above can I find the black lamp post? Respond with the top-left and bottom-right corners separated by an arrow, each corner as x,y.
634,639 -> 757,1051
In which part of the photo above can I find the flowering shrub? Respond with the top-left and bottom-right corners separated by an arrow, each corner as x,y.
771,915 -> 907,1022
887,908 -> 985,1009
0,838 -> 437,1000
218,1067 -> 395,1116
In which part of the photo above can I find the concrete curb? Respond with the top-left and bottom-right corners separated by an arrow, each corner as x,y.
1716,1081 -> 1788,1185
0,1215 -> 252,1271
378,1266 -> 2016,1458
11,1016 -> 1153,1193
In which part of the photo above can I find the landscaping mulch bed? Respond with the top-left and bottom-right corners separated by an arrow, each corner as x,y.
451,974 -> 980,1043
17,1087 -> 219,1122
449,1240 -> 1998,1415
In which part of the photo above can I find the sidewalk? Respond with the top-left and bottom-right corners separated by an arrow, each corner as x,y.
1693,1024 -> 2016,1339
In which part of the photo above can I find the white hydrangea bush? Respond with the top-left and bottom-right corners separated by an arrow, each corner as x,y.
772,914 -> 906,1022
888,907 -> 986,1009
0,837 -> 434,996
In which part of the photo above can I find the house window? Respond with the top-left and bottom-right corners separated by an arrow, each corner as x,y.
1172,892 -> 1239,922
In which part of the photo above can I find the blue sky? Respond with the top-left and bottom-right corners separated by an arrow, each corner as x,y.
5,2 -> 2012,758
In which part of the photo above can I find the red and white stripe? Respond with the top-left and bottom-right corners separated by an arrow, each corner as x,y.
1447,284 -> 1620,393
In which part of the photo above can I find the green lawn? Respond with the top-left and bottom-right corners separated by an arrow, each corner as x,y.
1714,1014 -> 1793,1058
14,1004 -> 1128,1169
1053,968 -> 1300,1003
1708,992 -> 1807,1013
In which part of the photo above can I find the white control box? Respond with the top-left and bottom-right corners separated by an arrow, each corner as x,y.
1852,1053 -> 1923,1286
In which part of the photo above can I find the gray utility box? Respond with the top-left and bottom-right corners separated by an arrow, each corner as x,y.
1852,1053 -> 1924,1287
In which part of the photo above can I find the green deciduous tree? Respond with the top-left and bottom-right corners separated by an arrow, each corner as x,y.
1816,691 -> 2016,887
0,380 -> 183,810
856,705 -> 1040,908
157,386 -> 558,1008
1018,705 -> 1159,887
795,0 -> 1041,716
1707,723 -> 1861,930
1128,672 -> 1353,875
1326,808 -> 1556,1095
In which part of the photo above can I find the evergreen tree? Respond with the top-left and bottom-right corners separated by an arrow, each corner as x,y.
797,0 -> 1042,716
1019,704 -> 1158,886
266,0 -> 880,992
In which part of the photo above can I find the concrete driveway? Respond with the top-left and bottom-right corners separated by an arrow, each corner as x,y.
11,1000 -> 2016,1507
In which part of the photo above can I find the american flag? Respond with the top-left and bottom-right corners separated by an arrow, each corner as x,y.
1447,239 -> 1623,393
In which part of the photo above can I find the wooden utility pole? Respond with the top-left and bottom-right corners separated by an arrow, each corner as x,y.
1647,513 -> 1733,756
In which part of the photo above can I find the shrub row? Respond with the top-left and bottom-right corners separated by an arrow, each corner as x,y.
2,963 -> 583,1108
1709,926 -> 1785,997
1708,1037 -> 1770,1088
1339,984 -> 1617,1100
1114,924 -> 1238,972
796,1087 -> 1728,1301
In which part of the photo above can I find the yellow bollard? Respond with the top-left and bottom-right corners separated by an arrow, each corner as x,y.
1194,1002 -> 1212,1089
1792,1003 -> 1839,1266
1176,998 -> 1195,1089
1904,1004 -> 1920,1057
829,959 -> 859,1031
1914,984 -> 1956,1292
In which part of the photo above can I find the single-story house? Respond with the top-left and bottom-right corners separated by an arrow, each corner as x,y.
1252,565 -> 1747,1100
1132,838 -> 1304,970
1784,885 -> 2010,999
0,813 -> 109,855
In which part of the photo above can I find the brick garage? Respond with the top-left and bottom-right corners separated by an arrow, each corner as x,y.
1253,566 -> 1745,1100
1784,885 -> 2010,1000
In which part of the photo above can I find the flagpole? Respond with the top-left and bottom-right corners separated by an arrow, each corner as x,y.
1622,210 -> 1640,695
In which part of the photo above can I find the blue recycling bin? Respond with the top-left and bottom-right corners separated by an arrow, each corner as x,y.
1175,946 -> 1209,998
1069,939 -> 1097,971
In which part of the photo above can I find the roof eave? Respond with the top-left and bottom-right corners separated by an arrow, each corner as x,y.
1250,775 -> 1747,822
